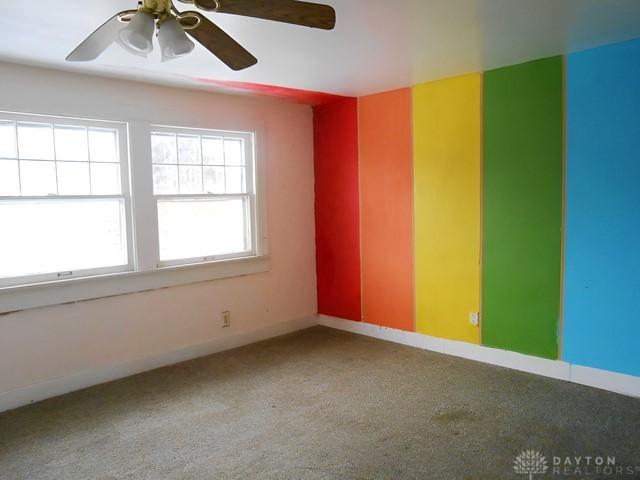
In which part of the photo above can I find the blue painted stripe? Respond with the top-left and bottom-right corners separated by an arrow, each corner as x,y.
563,38 -> 640,377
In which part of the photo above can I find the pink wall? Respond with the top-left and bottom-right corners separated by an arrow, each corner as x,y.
0,62 -> 318,399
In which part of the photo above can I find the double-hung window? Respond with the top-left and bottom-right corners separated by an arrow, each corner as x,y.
0,113 -> 131,286
0,112 -> 263,300
151,126 -> 256,265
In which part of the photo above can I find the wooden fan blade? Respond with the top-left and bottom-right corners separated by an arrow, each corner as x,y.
66,11 -> 130,62
185,12 -> 258,70
199,0 -> 336,30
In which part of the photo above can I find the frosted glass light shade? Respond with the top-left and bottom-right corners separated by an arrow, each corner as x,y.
118,12 -> 155,56
158,18 -> 195,61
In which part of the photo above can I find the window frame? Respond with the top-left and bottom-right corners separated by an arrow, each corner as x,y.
0,111 -> 269,312
0,111 -> 134,288
149,124 -> 258,268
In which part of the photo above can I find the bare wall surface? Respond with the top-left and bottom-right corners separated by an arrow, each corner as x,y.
0,62 -> 317,397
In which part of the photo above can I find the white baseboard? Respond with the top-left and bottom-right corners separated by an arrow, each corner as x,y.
570,364 -> 640,398
0,314 -> 317,413
3,314 -> 637,414
318,315 -> 640,399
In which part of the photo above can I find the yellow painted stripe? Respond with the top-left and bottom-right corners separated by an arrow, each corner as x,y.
413,74 -> 482,344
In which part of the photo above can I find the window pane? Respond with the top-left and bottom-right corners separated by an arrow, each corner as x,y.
225,166 -> 245,194
0,160 -> 20,196
177,135 -> 201,165
179,165 -> 202,194
157,198 -> 249,261
153,164 -> 178,194
55,126 -> 88,161
89,129 -> 118,163
20,160 -> 57,195
0,198 -> 127,279
151,133 -> 177,164
202,137 -> 224,165
17,122 -> 54,160
203,166 -> 225,194
224,139 -> 244,166
57,162 -> 90,195
0,121 -> 17,159
90,163 -> 121,195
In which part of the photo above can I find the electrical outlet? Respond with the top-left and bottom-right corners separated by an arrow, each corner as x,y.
222,310 -> 231,328
469,312 -> 480,327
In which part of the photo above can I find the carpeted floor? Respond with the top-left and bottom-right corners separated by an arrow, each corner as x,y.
1,326 -> 639,480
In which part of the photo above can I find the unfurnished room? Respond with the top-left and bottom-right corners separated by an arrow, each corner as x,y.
0,1 -> 639,479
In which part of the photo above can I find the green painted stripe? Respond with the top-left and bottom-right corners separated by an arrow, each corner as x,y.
481,56 -> 563,359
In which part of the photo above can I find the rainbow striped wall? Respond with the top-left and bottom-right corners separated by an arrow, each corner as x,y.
313,37 -> 640,378
414,73 -> 481,345
482,57 -> 563,359
563,39 -> 640,378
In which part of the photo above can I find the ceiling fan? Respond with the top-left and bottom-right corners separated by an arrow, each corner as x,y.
66,0 -> 336,71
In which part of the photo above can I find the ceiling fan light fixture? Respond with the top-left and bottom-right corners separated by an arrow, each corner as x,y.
118,11 -> 156,56
158,17 -> 195,61
66,0 -> 336,70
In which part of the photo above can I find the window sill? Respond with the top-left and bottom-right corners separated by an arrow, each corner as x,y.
0,255 -> 270,314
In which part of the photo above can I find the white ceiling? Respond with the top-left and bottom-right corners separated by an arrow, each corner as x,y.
1,0 -> 640,97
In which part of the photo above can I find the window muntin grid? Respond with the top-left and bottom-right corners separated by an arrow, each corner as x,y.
151,132 -> 247,196
150,127 -> 256,266
0,113 -> 132,287
0,120 -> 121,197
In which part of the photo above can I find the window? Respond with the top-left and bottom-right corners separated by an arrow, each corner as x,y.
0,113 -> 131,286
151,127 -> 256,265
0,112 -> 263,293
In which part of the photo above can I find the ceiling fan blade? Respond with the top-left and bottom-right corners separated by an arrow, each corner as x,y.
184,12 -> 258,71
66,12 -> 129,62
199,0 -> 336,30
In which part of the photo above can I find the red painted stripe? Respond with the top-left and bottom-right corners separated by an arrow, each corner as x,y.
313,98 -> 361,320
195,78 -> 348,106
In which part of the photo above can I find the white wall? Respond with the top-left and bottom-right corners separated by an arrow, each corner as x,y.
0,62 -> 317,401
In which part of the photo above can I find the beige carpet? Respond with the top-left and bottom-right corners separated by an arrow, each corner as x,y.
1,326 -> 639,479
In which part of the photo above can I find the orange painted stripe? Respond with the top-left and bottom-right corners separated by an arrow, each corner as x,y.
358,89 -> 414,331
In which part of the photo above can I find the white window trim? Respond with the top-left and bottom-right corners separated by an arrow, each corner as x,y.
0,112 -> 270,314
0,112 -> 135,288
0,255 -> 270,314
149,124 -> 259,267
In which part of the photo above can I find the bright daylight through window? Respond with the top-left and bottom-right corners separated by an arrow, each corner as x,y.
0,112 -> 258,289
0,114 -> 129,286
151,128 -> 255,265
